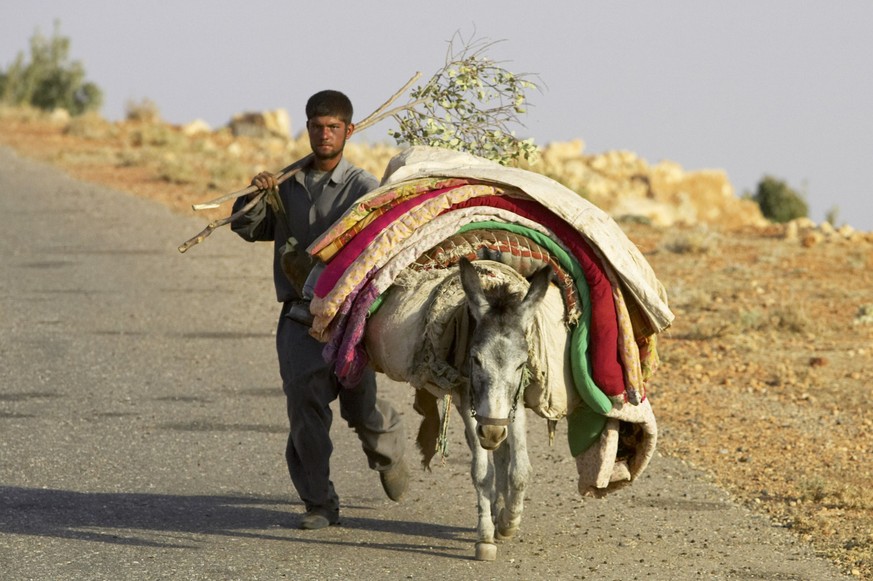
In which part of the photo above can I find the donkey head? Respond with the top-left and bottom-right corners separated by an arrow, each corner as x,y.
458,258 -> 551,450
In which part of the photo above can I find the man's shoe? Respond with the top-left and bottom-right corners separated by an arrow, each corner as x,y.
379,459 -> 410,502
299,510 -> 338,530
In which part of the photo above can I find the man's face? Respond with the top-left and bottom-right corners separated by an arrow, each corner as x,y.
306,115 -> 351,161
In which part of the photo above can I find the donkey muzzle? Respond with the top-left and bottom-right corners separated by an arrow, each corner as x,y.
476,419 -> 509,450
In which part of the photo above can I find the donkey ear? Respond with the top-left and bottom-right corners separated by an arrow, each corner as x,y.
519,265 -> 551,327
459,257 -> 488,322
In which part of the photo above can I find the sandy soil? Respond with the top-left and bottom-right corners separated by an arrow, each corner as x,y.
1,109 -> 870,577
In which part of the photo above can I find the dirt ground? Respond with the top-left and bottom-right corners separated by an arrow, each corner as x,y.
1,109 -> 870,577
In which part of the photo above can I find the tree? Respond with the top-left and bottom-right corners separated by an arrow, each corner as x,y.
752,175 -> 808,223
0,21 -> 103,115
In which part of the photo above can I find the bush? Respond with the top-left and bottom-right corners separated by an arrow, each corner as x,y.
0,21 -> 103,116
662,228 -> 718,255
752,175 -> 808,223
125,98 -> 161,123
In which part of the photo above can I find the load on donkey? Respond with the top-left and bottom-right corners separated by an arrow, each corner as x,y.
304,145 -> 674,560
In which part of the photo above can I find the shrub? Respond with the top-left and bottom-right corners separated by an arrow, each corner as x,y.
65,111 -> 116,140
772,305 -> 814,333
158,153 -> 198,184
125,98 -> 161,123
662,228 -> 718,255
752,175 -> 808,223
0,21 -> 103,116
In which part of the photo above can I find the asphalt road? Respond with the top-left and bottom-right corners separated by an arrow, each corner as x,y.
0,146 -> 851,580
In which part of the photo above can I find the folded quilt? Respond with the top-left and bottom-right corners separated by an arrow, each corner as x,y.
313,183 -> 504,300
412,229 -> 581,323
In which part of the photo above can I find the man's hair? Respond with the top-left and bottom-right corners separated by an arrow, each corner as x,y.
306,90 -> 353,124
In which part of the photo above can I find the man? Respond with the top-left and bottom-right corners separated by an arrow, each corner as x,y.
231,90 -> 408,530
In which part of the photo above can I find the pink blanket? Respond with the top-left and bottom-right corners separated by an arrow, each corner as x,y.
313,185 -> 460,298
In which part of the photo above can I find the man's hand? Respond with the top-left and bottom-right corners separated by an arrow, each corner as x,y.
251,171 -> 279,192
250,171 -> 285,217
245,171 -> 279,203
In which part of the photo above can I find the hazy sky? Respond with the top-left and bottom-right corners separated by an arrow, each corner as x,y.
2,1 -> 871,230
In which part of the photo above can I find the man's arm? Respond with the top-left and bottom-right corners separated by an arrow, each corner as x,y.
230,172 -> 277,242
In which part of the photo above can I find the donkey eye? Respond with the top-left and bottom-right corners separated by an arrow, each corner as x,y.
472,354 -> 483,367
516,362 -> 526,371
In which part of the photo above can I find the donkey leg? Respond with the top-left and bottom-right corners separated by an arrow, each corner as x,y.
460,407 -> 498,560
496,410 -> 532,540
492,441 -> 509,529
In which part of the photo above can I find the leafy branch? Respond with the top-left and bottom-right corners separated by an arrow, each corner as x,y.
388,34 -> 541,166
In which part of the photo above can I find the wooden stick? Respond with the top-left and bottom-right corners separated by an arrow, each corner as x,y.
191,154 -> 313,210
177,190 -> 266,253
355,71 -> 421,132
192,185 -> 257,211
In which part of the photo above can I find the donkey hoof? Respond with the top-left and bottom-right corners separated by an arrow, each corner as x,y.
496,526 -> 519,540
496,509 -> 520,539
475,541 -> 498,561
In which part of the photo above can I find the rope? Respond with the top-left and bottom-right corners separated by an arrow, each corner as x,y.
437,393 -> 453,461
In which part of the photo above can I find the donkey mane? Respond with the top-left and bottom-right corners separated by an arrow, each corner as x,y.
482,283 -> 525,318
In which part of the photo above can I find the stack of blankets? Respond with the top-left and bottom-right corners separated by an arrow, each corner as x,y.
306,146 -> 674,496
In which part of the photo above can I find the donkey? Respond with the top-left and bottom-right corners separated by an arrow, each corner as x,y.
451,257 -> 551,561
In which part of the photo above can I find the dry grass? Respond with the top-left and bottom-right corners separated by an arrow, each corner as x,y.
635,221 -> 873,577
662,227 -> 720,255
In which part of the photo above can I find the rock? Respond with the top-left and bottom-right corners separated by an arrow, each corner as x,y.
837,224 -> 855,238
801,231 -> 824,247
181,119 -> 212,136
534,141 -> 768,229
853,305 -> 873,326
611,197 -> 680,227
785,218 -> 872,248
808,356 -> 828,367
541,139 -> 586,162
49,108 -> 70,126
792,217 -> 817,230
228,108 -> 291,139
